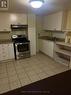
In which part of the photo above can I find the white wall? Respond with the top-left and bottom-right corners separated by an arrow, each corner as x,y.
36,15 -> 43,52
28,14 -> 36,56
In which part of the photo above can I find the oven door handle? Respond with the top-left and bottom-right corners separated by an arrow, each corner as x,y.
19,43 -> 23,45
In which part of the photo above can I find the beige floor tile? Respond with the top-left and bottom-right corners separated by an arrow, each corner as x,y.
9,75 -> 19,83
45,70 -> 57,77
24,67 -> 34,72
26,71 -> 37,76
16,69 -> 25,74
6,62 -> 14,66
38,72 -> 48,79
28,74 -> 40,82
20,77 -> 32,86
40,66 -> 49,70
0,73 -> 8,79
15,65 -> 23,70
8,72 -> 17,77
7,66 -> 15,70
9,81 -> 21,90
0,52 -> 68,94
22,64 -> 31,69
0,78 -> 9,85
0,63 -> 6,68
7,67 -> 16,76
31,65 -> 39,69
0,83 -> 10,94
18,72 -> 28,79
0,68 -> 7,74
34,68 -> 44,74
6,65 -> 14,69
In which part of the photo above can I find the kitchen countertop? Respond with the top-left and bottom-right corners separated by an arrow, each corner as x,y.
39,36 -> 65,42
56,42 -> 71,47
0,39 -> 13,44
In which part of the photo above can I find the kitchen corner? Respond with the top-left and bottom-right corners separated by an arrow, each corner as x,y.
39,35 -> 65,58
39,34 -> 71,68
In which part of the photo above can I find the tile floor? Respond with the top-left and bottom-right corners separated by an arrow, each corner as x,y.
0,53 -> 69,94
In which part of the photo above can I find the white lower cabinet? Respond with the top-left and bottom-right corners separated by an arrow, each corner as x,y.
8,43 -> 14,59
39,39 -> 54,58
0,45 -> 3,61
0,43 -> 14,61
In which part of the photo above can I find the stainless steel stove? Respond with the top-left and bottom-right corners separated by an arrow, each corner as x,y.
12,35 -> 30,60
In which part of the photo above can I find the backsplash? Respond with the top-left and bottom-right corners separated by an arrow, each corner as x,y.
11,30 -> 27,36
38,31 -> 53,37
0,32 -> 11,40
0,30 -> 27,40
39,30 -> 65,39
52,32 -> 65,38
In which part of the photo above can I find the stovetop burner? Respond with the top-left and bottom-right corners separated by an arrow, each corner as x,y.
12,35 -> 29,43
13,38 -> 29,43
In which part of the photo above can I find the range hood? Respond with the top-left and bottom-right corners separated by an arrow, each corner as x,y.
11,24 -> 28,31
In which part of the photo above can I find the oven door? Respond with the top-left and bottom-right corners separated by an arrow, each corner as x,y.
17,42 -> 29,52
14,42 -> 30,60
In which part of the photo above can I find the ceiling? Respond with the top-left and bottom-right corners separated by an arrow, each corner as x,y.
1,0 -> 71,15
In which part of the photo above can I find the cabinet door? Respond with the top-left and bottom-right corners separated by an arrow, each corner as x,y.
39,39 -> 54,58
48,41 -> 54,58
42,40 -> 49,55
39,39 -> 49,55
8,43 -> 14,59
39,39 -> 43,51
2,44 -> 9,60
0,44 -> 3,61
0,43 -> 14,61
43,12 -> 63,30
0,44 -> 9,61
0,14 -> 11,31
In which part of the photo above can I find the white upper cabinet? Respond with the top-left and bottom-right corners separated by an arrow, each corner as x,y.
0,13 -> 11,31
10,14 -> 27,25
66,11 -> 71,30
43,11 -> 67,31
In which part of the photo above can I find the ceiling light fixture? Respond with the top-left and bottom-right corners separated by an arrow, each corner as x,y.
29,0 -> 44,8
